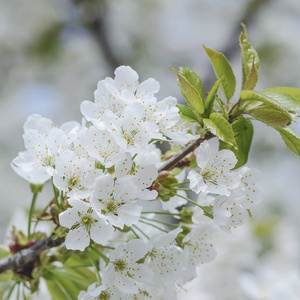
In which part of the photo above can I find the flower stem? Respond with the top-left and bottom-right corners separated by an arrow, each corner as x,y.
169,180 -> 190,187
142,211 -> 180,216
140,217 -> 178,228
33,202 -> 50,233
174,187 -> 192,191
132,225 -> 150,239
87,247 -> 102,285
28,193 -> 38,238
52,181 -> 62,210
175,193 -> 204,209
90,245 -> 110,264
139,220 -> 168,233
130,227 -> 140,239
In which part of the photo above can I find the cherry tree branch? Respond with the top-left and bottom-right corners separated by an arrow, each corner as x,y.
158,131 -> 214,172
0,234 -> 64,274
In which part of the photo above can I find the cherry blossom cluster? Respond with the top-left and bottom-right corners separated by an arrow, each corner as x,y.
11,66 -> 260,299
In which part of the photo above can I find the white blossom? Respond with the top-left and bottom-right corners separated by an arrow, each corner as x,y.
183,224 -> 217,277
102,239 -> 153,294
59,199 -> 114,251
115,153 -> 158,200
53,150 -> 102,199
23,127 -> 69,176
91,174 -> 142,228
146,228 -> 184,284
103,108 -> 151,153
23,114 -> 54,134
188,141 -> 241,196
11,151 -> 50,184
83,126 -> 125,167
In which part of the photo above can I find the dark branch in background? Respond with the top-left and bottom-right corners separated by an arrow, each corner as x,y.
0,234 -> 64,274
202,0 -> 271,91
71,0 -> 122,72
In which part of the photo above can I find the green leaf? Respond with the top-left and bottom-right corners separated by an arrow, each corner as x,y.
46,270 -> 92,300
179,67 -> 205,101
171,67 -> 204,114
240,90 -> 292,127
176,104 -> 199,122
250,106 -> 292,127
203,45 -> 236,101
261,90 -> 300,121
219,118 -> 254,169
239,23 -> 259,90
203,113 -> 237,148
64,255 -> 97,282
205,76 -> 224,116
273,126 -> 300,156
243,58 -> 259,90
263,87 -> 300,104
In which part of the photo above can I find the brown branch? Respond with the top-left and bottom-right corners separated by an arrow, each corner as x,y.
0,234 -> 64,274
158,131 -> 214,172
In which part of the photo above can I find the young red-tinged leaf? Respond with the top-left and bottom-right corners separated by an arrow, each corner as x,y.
273,126 -> 300,156
203,113 -> 237,148
176,104 -> 199,123
205,76 -> 224,116
219,118 -> 254,169
171,67 -> 205,114
203,45 -> 236,102
239,24 -> 259,90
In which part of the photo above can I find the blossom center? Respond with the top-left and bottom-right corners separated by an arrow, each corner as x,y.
114,259 -> 127,272
67,176 -> 80,189
97,290 -> 111,300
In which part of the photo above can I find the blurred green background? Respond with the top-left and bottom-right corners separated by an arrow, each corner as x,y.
1,0 -> 300,299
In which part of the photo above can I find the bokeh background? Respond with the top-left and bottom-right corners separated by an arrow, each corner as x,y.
1,0 -> 300,299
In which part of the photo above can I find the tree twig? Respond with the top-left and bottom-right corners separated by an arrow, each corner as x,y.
158,131 -> 214,172
0,234 -> 64,274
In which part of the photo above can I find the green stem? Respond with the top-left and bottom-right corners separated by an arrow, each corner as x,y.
173,187 -> 191,191
139,220 -> 168,233
140,217 -> 178,228
52,182 -> 61,210
28,193 -> 38,238
142,211 -> 180,216
60,190 -> 65,208
132,225 -> 150,239
33,202 -> 50,233
6,282 -> 17,300
130,227 -> 140,239
87,248 -> 102,285
90,245 -> 110,264
169,180 -> 190,187
175,193 -> 205,209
